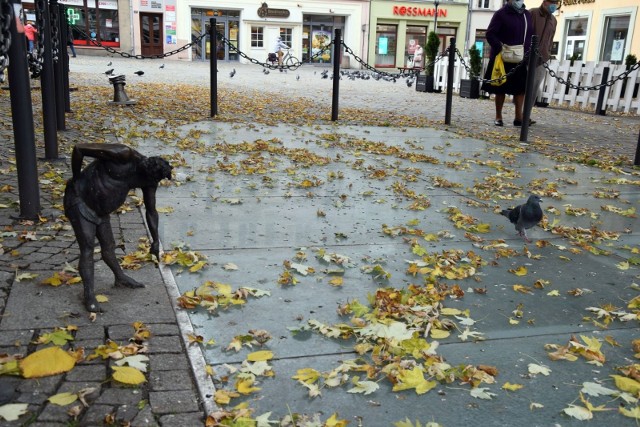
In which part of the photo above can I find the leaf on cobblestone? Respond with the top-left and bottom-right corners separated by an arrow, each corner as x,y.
35,328 -> 75,346
0,403 -> 29,421
20,346 -> 76,378
501,382 -> 523,391
48,392 -> 78,406
15,271 -> 39,282
114,355 -> 149,372
112,366 -> 146,385
40,271 -> 82,287
563,404 -> 593,420
95,294 -> 109,303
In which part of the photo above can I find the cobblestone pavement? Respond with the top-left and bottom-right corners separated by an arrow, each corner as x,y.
0,84 -> 207,425
0,54 -> 639,426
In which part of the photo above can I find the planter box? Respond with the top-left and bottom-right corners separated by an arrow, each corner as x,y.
416,75 -> 435,93
460,79 -> 480,99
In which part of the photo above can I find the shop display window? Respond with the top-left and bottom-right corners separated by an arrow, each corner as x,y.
375,24 -> 397,67
600,15 -> 630,64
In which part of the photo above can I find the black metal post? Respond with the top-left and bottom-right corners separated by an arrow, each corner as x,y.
210,18 -> 217,117
520,35 -> 539,142
634,128 -> 640,166
61,4 -> 70,113
8,0 -> 41,219
595,66 -> 609,116
331,29 -> 341,121
51,0 -> 65,130
445,37 -> 455,125
37,0 -> 59,159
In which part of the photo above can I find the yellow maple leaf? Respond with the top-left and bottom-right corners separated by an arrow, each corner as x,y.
611,375 -> 640,395
430,329 -> 450,339
329,277 -> 344,287
247,350 -> 273,362
509,266 -> 528,276
325,413 -> 350,427
20,346 -> 76,378
619,406 -> 640,420
292,367 -> 320,384
392,367 -> 436,395
95,295 -> 109,303
214,389 -> 239,405
111,366 -> 146,385
513,284 -> 533,294
502,382 -> 524,391
236,378 -> 261,395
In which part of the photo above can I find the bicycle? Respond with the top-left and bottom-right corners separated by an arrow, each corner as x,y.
280,49 -> 300,70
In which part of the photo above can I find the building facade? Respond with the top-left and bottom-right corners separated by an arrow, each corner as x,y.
368,0 -> 470,69
555,0 -> 638,64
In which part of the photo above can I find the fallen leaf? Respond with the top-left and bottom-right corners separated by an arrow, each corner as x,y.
20,346 -> 76,378
501,382 -> 523,391
111,366 -> 146,385
470,387 -> 496,400
47,392 -> 78,406
563,405 -> 593,420
247,350 -> 273,362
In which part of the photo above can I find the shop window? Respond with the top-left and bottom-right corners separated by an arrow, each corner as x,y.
600,15 -> 630,64
251,26 -> 263,47
406,26 -> 426,67
375,24 -> 397,67
279,28 -> 293,47
564,18 -> 588,60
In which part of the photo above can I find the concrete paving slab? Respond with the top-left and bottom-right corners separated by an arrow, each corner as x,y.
208,328 -> 638,426
1,262 -> 175,329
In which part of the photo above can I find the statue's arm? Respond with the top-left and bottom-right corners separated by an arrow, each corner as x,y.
71,144 -> 144,178
142,185 -> 161,260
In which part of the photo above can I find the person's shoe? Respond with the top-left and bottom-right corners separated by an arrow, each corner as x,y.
72,55 -> 76,58
494,119 -> 504,127
534,101 -> 548,108
513,119 -> 536,127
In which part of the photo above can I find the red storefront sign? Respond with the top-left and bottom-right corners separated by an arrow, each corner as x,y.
392,6 -> 447,18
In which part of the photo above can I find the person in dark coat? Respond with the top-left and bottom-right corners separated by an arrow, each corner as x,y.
481,0 -> 533,127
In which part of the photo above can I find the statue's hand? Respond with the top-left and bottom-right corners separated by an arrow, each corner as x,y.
150,241 -> 160,263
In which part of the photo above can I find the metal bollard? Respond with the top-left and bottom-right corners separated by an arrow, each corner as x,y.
108,75 -> 136,105
595,67 -> 609,116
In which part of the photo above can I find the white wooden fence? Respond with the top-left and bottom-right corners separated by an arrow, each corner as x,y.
431,56 -> 640,115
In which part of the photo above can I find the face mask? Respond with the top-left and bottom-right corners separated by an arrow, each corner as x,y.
513,0 -> 524,8
548,4 -> 557,13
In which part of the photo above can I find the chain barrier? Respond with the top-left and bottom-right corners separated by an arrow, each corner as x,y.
455,45 -> 640,91
342,41 -> 448,78
0,0 -> 11,82
71,24 -> 203,59
217,33 -> 331,70
49,3 -> 59,62
455,47 -> 527,85
30,0 -> 48,78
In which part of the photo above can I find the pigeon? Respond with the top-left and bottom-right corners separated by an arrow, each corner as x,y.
107,61 -> 112,66
296,74 -> 300,81
134,70 -> 144,76
159,64 -> 165,69
500,195 -> 543,242
104,69 -> 114,76
229,68 -> 236,78
263,68 -> 270,75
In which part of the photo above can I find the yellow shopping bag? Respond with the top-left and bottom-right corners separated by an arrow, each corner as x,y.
490,53 -> 507,86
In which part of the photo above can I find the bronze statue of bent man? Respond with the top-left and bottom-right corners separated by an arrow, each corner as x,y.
63,143 -> 172,312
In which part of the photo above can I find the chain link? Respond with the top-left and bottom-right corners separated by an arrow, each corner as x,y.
217,33 -> 331,70
455,47 -> 529,85
0,0 -> 12,82
49,2 -> 59,62
30,0 -> 47,78
343,41 -> 448,78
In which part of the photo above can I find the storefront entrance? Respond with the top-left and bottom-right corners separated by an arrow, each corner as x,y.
191,9 -> 239,61
302,15 -> 344,64
140,13 -> 163,56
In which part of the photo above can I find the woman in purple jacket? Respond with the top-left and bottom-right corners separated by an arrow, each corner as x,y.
481,0 -> 533,127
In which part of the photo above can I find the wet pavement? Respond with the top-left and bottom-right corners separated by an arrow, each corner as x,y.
0,55 -> 639,426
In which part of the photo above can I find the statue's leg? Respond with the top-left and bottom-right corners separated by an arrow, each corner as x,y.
67,211 -> 100,312
96,219 -> 144,288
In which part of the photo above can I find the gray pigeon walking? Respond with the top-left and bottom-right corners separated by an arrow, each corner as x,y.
500,195 -> 543,242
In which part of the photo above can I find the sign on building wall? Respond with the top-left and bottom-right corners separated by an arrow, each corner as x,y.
139,0 -> 163,12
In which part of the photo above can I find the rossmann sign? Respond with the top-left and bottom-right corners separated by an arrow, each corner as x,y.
392,6 -> 447,18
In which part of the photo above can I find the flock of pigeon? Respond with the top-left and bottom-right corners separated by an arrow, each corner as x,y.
103,60 -> 165,78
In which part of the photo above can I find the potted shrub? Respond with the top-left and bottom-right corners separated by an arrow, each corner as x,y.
422,31 -> 440,92
622,54 -> 638,97
460,45 -> 482,98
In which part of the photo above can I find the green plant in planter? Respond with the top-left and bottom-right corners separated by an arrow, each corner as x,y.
625,54 -> 637,70
468,45 -> 482,78
425,31 -> 440,76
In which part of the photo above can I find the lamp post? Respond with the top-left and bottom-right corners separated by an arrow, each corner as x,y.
434,0 -> 440,34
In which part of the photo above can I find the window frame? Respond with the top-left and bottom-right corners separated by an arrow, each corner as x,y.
251,26 -> 264,48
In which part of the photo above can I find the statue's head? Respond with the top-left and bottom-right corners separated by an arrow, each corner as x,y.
141,156 -> 173,182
